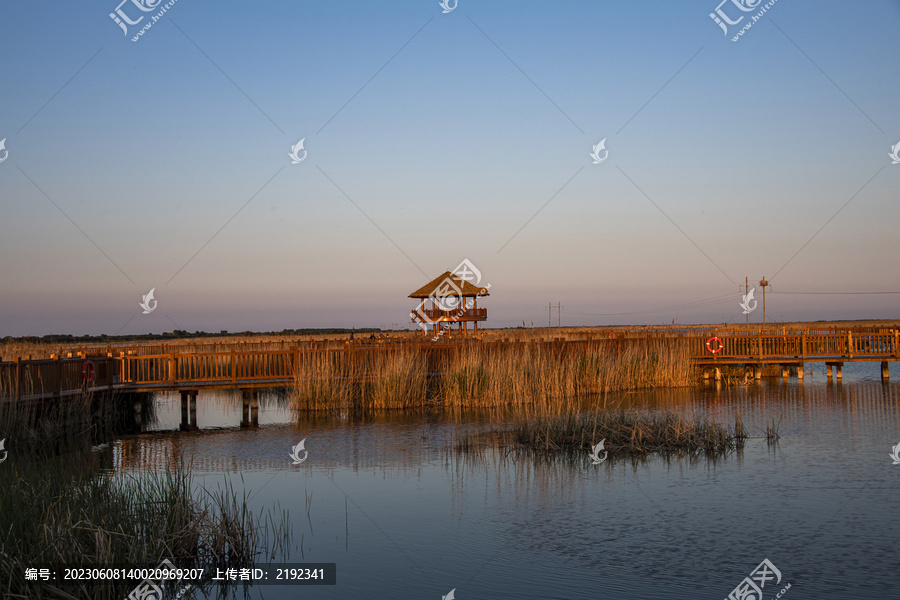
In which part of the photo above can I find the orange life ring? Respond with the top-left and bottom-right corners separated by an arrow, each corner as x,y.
310,341 -> 318,350
706,337 -> 723,354
608,332 -> 616,339
82,360 -> 95,382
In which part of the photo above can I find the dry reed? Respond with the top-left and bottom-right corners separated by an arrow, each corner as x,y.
510,410 -> 747,456
291,339 -> 695,412
0,456 -> 291,599
438,339 -> 693,408
293,348 -> 430,412
0,391 -> 291,599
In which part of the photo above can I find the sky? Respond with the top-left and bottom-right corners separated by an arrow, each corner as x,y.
0,0 -> 898,336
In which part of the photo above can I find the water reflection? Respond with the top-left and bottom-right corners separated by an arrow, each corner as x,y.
91,379 -> 900,599
107,381 -> 900,474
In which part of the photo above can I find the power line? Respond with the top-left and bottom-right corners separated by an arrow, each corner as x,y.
567,292 -> 735,317
770,291 -> 900,295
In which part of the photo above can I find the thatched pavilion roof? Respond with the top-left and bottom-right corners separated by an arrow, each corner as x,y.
408,271 -> 491,298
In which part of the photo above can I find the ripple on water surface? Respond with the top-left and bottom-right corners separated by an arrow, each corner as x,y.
96,376 -> 900,599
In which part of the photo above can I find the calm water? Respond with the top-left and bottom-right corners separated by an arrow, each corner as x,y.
99,362 -> 899,599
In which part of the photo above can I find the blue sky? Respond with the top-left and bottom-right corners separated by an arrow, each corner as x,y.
1,0 -> 898,335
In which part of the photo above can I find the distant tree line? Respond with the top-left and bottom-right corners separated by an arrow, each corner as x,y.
2,328 -> 384,344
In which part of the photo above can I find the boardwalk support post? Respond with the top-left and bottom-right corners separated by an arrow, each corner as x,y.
134,398 -> 142,429
250,390 -> 259,427
241,389 -> 251,428
781,364 -> 788,380
882,361 -> 889,382
54,355 -> 62,398
15,357 -> 21,403
189,391 -> 197,428
180,390 -> 189,431
797,363 -> 804,381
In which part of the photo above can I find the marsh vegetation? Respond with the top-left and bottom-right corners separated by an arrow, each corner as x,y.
0,392 -> 291,600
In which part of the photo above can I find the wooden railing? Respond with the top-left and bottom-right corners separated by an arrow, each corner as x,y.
0,355 -> 116,401
691,331 -> 899,362
119,346 -> 411,386
2,330 -> 897,400
123,349 -> 299,385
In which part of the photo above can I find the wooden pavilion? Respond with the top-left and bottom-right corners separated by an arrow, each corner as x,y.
409,271 -> 490,336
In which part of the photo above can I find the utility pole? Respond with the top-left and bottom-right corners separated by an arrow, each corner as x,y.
758,276 -> 769,325
558,302 -> 561,328
745,276 -> 750,325
549,301 -> 552,329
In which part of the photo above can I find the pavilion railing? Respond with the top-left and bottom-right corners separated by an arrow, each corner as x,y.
411,308 -> 487,321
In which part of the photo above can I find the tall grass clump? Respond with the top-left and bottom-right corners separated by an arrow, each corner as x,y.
441,344 -> 577,409
291,339 -> 694,413
511,410 -> 747,456
0,454 -> 290,600
293,348 -> 429,412
0,388 -> 290,599
575,339 -> 693,393
361,348 -> 428,409
293,350 -> 356,412
0,390 -> 146,457
440,339 -> 693,408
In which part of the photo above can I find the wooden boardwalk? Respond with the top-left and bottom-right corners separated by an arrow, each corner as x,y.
1,328 -> 897,402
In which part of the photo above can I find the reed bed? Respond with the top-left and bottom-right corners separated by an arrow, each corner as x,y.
0,390 -> 141,452
293,350 -> 357,412
442,343 -> 577,409
292,339 -> 696,412
0,455 -> 290,599
362,348 -> 428,409
0,390 -> 291,599
509,410 -> 747,456
293,348 -> 430,412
